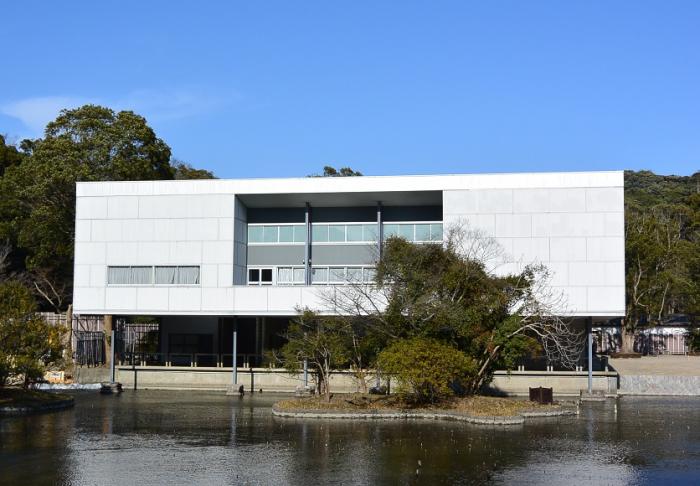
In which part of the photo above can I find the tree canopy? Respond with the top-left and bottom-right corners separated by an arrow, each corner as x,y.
624,170 -> 700,331
0,105 -> 214,310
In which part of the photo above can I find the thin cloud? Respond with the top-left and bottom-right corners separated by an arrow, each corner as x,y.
1,88 -> 234,136
1,96 -> 93,134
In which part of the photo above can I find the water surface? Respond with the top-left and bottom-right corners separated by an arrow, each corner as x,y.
1,391 -> 699,485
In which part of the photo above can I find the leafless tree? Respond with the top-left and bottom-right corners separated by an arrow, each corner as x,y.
314,224 -> 585,391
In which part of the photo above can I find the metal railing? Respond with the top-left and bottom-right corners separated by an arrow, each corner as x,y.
116,352 -> 265,368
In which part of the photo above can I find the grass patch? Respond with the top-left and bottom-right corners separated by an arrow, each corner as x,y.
275,394 -> 561,417
0,388 -> 73,410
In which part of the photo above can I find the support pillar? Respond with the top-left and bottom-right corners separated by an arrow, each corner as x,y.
304,202 -> 312,285
587,317 -> 593,394
232,317 -> 238,385
110,329 -> 116,383
376,201 -> 383,259
104,315 -> 113,367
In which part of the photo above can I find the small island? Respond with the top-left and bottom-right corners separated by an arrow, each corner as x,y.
0,388 -> 74,416
273,394 -> 576,426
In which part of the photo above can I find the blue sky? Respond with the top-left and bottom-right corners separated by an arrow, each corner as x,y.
1,1 -> 698,177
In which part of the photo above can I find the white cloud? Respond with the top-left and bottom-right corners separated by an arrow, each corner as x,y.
1,88 -> 233,136
1,96 -> 93,134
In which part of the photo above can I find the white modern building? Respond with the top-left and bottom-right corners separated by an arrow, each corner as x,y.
72,171 -> 624,389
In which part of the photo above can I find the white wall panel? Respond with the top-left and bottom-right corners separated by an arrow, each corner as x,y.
476,189 -> 513,213
170,242 -> 202,264
76,197 -> 107,219
106,242 -> 138,264
185,219 -> 219,241
74,265 -> 91,287
169,288 -> 202,311
105,287 -> 137,310
569,262 -> 606,286
153,219 -> 187,241
73,287 -> 104,311
549,188 -> 586,213
217,264 -> 233,287
549,237 -> 587,262
137,242 -> 172,264
586,237 -> 624,262
107,196 -> 139,219
202,241 -> 233,264
511,237 -> 549,263
91,220 -> 123,242
74,242 -> 106,265
90,265 -> 106,287
512,189 -> 549,213
201,288 -> 234,311
136,288 -> 169,311
586,187 -> 624,212
495,214 -> 532,237
218,219 -> 234,241
75,220 -> 91,242
587,287 -> 624,313
200,264 -> 218,287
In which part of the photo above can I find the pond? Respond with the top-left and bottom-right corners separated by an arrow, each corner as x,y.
1,391 -> 699,485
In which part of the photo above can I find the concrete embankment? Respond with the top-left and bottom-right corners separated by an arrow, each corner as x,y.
610,356 -> 700,396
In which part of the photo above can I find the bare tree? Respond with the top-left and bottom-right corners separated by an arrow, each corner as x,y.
314,224 -> 584,393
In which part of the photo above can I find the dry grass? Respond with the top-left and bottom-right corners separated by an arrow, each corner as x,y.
275,393 -> 561,417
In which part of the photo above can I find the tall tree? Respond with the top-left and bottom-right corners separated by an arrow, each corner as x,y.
309,165 -> 363,177
0,105 -> 174,310
623,170 -> 700,349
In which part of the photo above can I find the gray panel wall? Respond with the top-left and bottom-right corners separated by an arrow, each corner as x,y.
311,244 -> 377,265
233,197 -> 248,284
248,246 -> 305,266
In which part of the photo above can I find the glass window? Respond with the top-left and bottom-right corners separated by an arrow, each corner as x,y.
177,266 -> 200,285
278,267 -> 292,283
311,267 -> 328,283
312,224 -> 328,242
415,224 -> 431,242
363,267 -> 376,283
129,266 -> 152,284
346,267 -> 362,282
363,224 -> 378,242
293,225 -> 307,243
293,268 -> 306,283
278,225 -> 294,243
248,268 -> 260,283
398,224 -> 414,241
107,266 -> 131,284
248,226 -> 263,243
261,269 -> 273,283
346,225 -> 364,242
430,223 -> 443,241
263,226 -> 279,243
155,266 -> 177,284
329,267 -> 345,283
383,224 -> 399,239
328,225 -> 345,242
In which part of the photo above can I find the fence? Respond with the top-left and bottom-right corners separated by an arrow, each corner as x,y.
594,326 -> 690,355
74,331 -> 105,366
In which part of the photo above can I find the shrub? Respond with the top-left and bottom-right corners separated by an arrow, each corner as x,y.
377,337 -> 477,404
0,281 -> 66,388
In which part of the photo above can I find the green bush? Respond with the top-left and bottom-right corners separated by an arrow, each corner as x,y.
0,281 -> 66,388
377,338 -> 476,404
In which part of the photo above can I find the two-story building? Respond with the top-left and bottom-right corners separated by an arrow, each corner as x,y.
72,170 -> 624,392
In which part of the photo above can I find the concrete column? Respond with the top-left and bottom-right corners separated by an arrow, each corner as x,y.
232,317 -> 238,385
104,315 -> 113,367
255,317 -> 262,366
304,202 -> 312,285
587,317 -> 593,394
377,201 -> 383,259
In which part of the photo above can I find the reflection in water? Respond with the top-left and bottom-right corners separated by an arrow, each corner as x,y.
1,392 -> 700,485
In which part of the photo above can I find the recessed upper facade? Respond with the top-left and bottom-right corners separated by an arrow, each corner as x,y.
73,171 -> 625,317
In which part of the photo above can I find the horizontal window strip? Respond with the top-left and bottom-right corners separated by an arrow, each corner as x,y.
107,266 -> 200,285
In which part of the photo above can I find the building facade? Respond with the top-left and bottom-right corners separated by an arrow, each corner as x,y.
72,171 -> 624,381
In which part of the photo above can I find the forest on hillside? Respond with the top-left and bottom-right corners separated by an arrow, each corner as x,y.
624,170 -> 700,330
